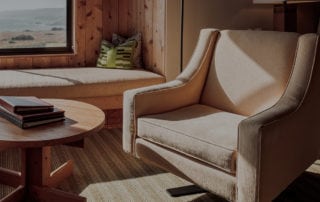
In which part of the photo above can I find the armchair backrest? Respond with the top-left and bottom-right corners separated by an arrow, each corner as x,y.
200,30 -> 300,116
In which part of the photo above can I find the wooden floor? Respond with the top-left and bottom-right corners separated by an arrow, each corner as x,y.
0,129 -> 319,202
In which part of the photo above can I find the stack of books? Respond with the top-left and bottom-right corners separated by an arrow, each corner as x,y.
0,96 -> 65,129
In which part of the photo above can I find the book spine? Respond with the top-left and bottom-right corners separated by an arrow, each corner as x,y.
23,113 -> 64,122
0,108 -> 23,128
15,107 -> 54,114
22,117 -> 65,128
0,99 -> 15,114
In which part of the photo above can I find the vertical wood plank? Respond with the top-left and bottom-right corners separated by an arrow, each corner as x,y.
85,0 -> 103,66
103,0 -> 119,40
135,0 -> 145,68
69,0 -> 86,67
152,0 -> 165,75
118,0 -> 129,36
127,0 -> 138,35
142,0 -> 154,70
273,5 -> 285,32
136,0 -> 144,33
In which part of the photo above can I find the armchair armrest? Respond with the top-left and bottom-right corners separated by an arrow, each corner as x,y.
123,29 -> 219,154
237,33 -> 319,202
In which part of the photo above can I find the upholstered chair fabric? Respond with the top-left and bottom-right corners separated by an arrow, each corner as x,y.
123,29 -> 220,154
201,30 -> 299,116
138,104 -> 246,173
123,29 -> 320,202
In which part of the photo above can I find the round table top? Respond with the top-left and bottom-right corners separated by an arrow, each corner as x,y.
0,99 -> 105,149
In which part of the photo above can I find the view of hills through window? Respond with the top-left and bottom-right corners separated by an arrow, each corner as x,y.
0,0 -> 67,49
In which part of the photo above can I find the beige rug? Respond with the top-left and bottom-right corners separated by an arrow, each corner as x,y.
0,129 -> 319,202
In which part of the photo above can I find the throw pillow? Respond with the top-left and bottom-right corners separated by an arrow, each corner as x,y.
97,39 -> 137,69
112,33 -> 142,67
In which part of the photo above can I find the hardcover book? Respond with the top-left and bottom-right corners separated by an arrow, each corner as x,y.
0,96 -> 54,114
0,106 -> 65,129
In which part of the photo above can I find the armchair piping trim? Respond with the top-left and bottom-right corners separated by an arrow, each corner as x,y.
238,35 -> 318,133
256,36 -> 318,200
262,35 -> 319,127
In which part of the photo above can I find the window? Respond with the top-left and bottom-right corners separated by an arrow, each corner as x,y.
0,0 -> 73,55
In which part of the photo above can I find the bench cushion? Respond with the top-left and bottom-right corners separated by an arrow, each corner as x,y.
0,68 -> 165,98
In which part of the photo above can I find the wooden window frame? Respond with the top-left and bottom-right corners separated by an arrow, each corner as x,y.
0,0 -> 74,56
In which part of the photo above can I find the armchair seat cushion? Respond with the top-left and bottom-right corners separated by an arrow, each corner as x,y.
137,104 -> 246,173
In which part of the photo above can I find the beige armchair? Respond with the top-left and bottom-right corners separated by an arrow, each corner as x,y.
123,29 -> 320,201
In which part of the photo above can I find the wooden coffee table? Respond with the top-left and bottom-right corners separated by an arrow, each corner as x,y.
0,99 -> 105,202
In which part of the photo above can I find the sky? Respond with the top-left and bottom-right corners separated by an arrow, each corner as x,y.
0,0 -> 66,12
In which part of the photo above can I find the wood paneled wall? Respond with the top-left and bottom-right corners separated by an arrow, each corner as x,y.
0,0 -> 166,75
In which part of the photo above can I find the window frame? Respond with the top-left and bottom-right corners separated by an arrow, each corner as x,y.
0,0 -> 74,56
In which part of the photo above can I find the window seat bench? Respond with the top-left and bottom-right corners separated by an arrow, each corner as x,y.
0,67 -> 165,127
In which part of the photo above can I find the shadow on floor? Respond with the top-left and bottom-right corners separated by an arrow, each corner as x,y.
274,171 -> 320,202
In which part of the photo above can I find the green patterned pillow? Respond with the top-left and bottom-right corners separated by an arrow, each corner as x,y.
97,39 -> 137,69
112,33 -> 142,67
